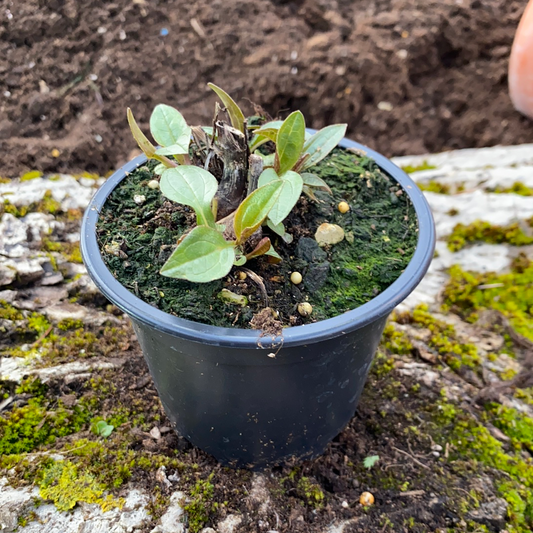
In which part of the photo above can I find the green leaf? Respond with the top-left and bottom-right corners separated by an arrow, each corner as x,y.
94,420 -> 114,438
301,172 -> 332,194
363,455 -> 380,469
153,163 -> 166,175
258,169 -> 303,226
300,124 -> 347,170
160,166 -> 217,227
258,153 -> 275,168
208,83 -> 246,134
257,167 -> 278,187
254,120 -> 284,135
127,108 -> 156,158
160,226 -> 236,282
234,180 -> 283,243
266,219 -> 293,244
149,104 -> 191,154
276,111 -> 306,174
265,246 -> 282,263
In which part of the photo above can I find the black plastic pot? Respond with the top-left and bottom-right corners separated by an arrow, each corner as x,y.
81,136 -> 435,468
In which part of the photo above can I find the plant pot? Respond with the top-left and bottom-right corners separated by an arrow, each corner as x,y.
81,135 -> 435,468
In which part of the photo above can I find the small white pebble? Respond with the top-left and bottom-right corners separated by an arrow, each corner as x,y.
290,50 -> 298,60
267,353 -> 276,359
89,73 -> 98,81
290,66 -> 298,75
341,501 -> 349,508
134,194 -> 146,205
94,134 -> 103,143
97,26 -> 107,34
396,49 -> 408,59
119,29 -> 127,40
4,91 -> 11,98
377,101 -> 393,111
147,180 -> 160,189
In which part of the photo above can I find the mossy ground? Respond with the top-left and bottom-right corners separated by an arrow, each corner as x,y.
96,150 -> 418,328
3,286 -> 533,531
2,167 -> 533,532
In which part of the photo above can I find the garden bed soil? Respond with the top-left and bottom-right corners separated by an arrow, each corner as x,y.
96,148 -> 417,329
1,0 -> 533,179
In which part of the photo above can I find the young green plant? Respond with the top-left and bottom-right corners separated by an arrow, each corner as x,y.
128,85 -> 347,283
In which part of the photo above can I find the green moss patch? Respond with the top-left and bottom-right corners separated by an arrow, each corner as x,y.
443,257 -> 533,342
97,150 -> 418,328
488,182 -> 533,196
400,161 -> 437,174
447,220 -> 533,252
38,460 -> 124,512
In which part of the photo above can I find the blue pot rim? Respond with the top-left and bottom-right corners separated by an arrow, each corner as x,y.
81,134 -> 435,348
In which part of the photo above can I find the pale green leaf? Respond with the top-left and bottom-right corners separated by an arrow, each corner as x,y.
233,255 -> 247,266
234,180 -> 283,243
94,420 -> 114,438
363,455 -> 380,469
260,170 -> 303,226
160,166 -> 217,227
276,111 -> 306,174
257,167 -> 279,187
266,219 -> 293,244
208,83 -> 246,134
160,226 -> 236,282
153,163 -> 167,175
300,124 -> 347,170
254,120 -> 284,135
149,104 -> 191,153
258,153 -> 275,168
301,172 -> 332,194
127,108 -> 156,158
265,246 -> 282,263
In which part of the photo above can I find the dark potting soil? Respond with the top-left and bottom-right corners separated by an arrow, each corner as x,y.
96,148 -> 417,329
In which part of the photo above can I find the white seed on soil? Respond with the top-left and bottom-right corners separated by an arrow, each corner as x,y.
298,302 -> 313,317
147,180 -> 160,189
290,272 -> 303,285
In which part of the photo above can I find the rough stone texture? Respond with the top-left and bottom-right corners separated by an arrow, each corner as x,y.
150,492 -> 185,533
0,176 -> 103,212
0,478 -> 35,533
466,498 -> 508,530
392,143 -> 533,310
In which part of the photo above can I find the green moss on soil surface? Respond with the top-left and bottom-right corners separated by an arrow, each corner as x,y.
97,150 -> 417,328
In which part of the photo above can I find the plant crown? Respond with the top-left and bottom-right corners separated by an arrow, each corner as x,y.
128,84 -> 347,282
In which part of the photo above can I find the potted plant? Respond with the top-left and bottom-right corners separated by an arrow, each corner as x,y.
81,84 -> 435,468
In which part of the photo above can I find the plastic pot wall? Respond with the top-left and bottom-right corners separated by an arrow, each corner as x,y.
81,135 -> 435,468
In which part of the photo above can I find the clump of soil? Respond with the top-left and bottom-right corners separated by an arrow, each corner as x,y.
1,0 -> 532,179
96,148 -> 417,329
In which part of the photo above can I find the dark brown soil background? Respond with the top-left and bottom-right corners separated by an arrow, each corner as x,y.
1,0 -> 533,179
